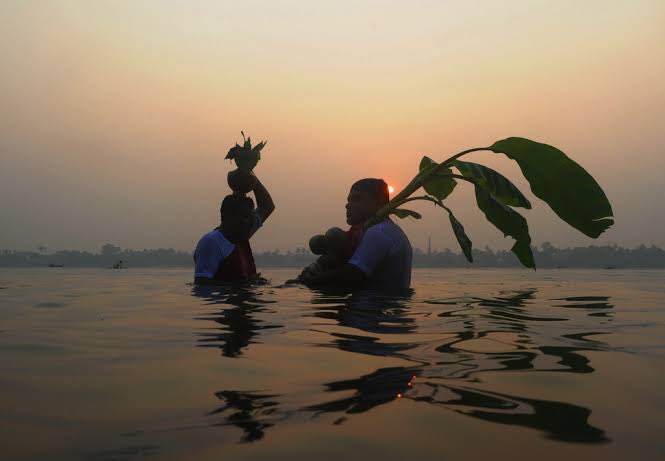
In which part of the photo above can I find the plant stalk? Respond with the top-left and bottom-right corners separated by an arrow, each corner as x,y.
365,147 -> 489,228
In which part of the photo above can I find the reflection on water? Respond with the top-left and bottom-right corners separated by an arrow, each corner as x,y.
198,284 -> 615,445
208,390 -> 281,443
192,285 -> 281,357
409,380 -> 607,443
3,268 -> 664,460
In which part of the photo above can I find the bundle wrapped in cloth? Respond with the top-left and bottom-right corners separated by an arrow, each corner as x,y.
296,224 -> 364,282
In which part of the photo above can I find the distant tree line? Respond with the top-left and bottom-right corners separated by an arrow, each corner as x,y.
0,244 -> 192,268
0,242 -> 663,268
412,242 -> 665,268
0,243 -> 317,268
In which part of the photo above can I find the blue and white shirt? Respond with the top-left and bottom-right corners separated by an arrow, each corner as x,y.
349,218 -> 412,289
194,212 -> 263,279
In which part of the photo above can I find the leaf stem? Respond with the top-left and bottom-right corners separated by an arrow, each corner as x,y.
449,174 -> 479,187
365,147 -> 489,228
441,147 -> 490,167
399,195 -> 440,206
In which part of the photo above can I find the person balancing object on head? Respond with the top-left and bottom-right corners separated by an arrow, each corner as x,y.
193,134 -> 274,284
298,178 -> 413,290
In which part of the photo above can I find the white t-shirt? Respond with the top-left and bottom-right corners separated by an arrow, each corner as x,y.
348,218 -> 413,289
193,212 -> 263,279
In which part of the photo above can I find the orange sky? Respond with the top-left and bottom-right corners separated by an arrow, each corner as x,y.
1,0 -> 664,252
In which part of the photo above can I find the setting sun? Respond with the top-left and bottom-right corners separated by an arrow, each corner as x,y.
388,185 -> 395,194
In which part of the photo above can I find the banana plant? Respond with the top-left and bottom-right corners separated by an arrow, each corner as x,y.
371,137 -> 614,269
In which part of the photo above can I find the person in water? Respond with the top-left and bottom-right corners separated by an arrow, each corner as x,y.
299,178 -> 412,289
194,173 -> 275,284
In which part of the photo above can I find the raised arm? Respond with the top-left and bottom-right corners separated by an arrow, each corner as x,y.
252,175 -> 275,223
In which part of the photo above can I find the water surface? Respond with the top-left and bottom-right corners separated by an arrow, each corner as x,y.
1,268 -> 664,460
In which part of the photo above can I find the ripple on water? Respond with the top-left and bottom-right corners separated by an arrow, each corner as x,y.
183,280 -> 628,447
1,268 -> 664,460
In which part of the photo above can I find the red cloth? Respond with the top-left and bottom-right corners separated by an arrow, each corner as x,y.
214,239 -> 257,281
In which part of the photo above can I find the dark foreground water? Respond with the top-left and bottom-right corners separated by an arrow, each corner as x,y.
1,268 -> 664,461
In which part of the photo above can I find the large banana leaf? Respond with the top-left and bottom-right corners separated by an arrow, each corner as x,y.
419,156 -> 457,201
447,209 -> 473,262
475,187 -> 535,269
453,160 -> 531,209
490,137 -> 613,238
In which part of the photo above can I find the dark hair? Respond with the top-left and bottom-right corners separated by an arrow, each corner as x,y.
351,178 -> 389,205
220,194 -> 255,221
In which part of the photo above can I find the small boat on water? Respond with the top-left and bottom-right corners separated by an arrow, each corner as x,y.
47,264 -> 64,268
108,260 -> 127,269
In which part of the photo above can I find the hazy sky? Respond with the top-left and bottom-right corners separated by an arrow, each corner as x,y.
1,0 -> 664,253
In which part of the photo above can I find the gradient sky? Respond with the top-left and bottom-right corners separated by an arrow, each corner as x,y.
1,0 -> 664,253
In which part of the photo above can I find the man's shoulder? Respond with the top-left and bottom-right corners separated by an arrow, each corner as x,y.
357,220 -> 410,255
362,221 -> 390,242
366,219 -> 394,233
198,228 -> 223,244
197,229 -> 235,254
367,219 -> 409,239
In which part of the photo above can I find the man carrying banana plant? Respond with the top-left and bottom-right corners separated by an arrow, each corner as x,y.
298,178 -> 413,290
297,137 -> 615,289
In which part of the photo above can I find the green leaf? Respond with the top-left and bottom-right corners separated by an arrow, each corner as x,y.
453,160 -> 531,209
252,140 -> 267,154
511,239 -> 535,270
447,210 -> 473,262
390,208 -> 422,219
418,156 -> 438,173
419,156 -> 457,200
225,144 -> 242,160
490,137 -> 614,238
475,187 -> 535,269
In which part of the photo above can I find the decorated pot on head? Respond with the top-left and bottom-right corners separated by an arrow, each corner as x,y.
225,131 -> 267,195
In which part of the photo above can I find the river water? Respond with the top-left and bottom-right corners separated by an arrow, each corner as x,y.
1,268 -> 664,460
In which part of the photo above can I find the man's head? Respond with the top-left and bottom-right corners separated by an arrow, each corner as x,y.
345,178 -> 390,225
220,194 -> 255,242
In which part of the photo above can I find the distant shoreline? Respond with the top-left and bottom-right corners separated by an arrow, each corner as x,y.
3,266 -> 664,271
1,243 -> 663,269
